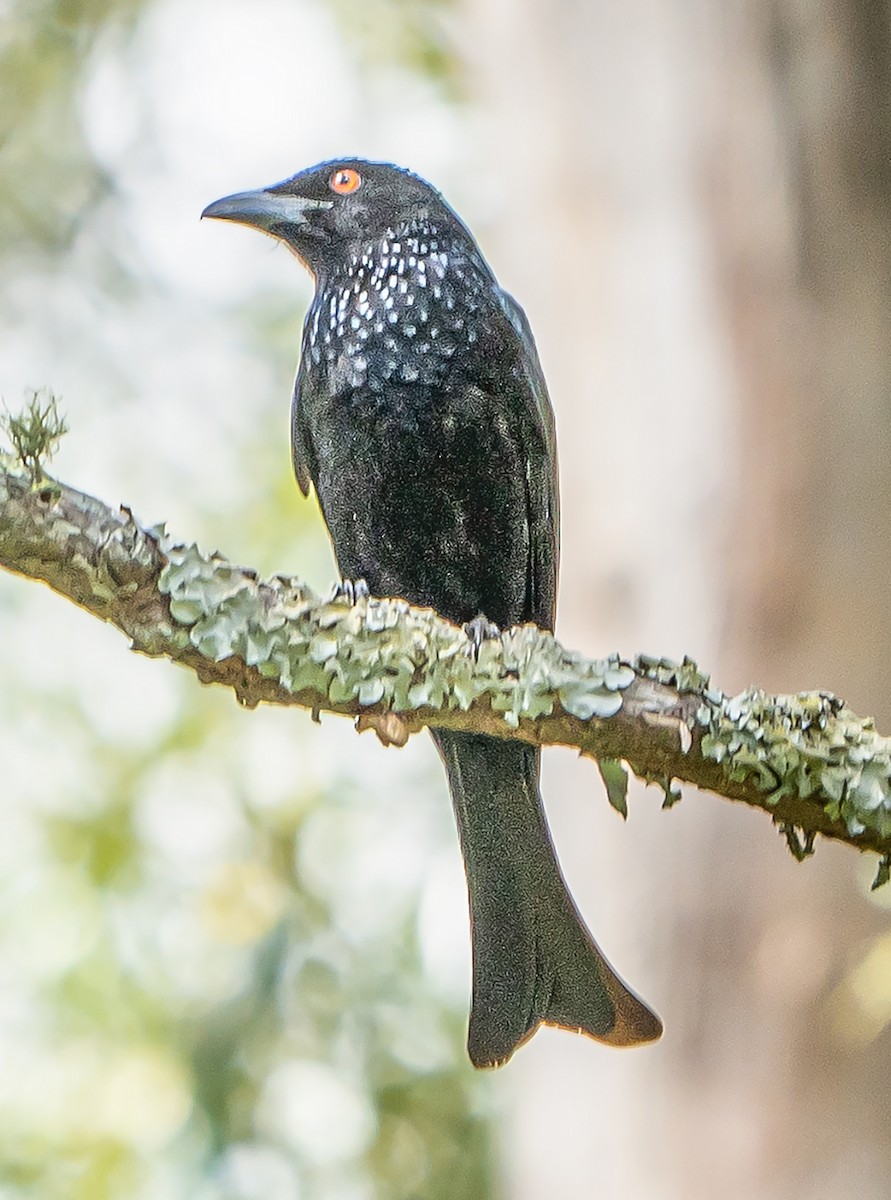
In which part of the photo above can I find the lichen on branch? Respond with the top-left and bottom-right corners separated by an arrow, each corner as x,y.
1,390 -> 68,482
1,455 -> 891,884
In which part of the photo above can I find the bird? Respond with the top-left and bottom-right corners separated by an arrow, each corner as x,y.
202,159 -> 662,1067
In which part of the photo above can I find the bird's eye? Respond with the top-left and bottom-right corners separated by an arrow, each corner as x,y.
329,168 -> 362,195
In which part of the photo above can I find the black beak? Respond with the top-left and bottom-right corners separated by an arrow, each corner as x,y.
201,188 -> 331,232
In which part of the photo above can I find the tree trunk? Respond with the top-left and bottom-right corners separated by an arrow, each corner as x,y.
459,0 -> 891,1195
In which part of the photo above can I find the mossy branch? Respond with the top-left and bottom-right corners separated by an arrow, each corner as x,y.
2,455 -> 891,882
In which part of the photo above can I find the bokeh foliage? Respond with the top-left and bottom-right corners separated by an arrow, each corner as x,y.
0,0 -> 143,254
0,1 -> 495,1197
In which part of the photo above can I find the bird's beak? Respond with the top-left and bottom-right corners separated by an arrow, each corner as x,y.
201,188 -> 331,232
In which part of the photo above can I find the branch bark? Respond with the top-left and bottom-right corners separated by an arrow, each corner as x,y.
2,456 -> 890,873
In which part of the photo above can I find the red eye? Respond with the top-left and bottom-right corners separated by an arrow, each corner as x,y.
329,168 -> 362,195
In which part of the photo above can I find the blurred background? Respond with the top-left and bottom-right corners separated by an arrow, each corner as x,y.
1,0 -> 890,1196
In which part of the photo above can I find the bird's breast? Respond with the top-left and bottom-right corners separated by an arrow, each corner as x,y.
304,231 -> 496,395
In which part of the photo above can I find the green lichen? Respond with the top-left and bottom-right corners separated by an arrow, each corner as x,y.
872,854 -> 891,891
779,823 -> 816,862
154,542 -> 891,861
634,653 -> 712,694
159,539 -> 465,712
493,626 -> 633,727
660,778 -> 682,808
598,758 -> 629,819
156,541 -> 639,727
699,687 -> 891,846
1,390 -> 68,482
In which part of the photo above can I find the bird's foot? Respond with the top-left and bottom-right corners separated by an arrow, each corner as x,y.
463,613 -> 500,659
331,577 -> 370,605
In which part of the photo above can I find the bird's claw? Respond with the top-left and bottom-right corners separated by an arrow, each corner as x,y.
464,613 -> 500,659
332,577 -> 370,605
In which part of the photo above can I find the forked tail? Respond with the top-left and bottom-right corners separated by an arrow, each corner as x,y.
433,730 -> 662,1068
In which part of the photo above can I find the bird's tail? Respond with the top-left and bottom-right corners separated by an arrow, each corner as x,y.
432,730 -> 662,1068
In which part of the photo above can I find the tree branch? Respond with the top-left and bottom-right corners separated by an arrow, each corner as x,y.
2,455 -> 890,878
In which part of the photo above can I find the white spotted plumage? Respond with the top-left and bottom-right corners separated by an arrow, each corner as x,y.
302,212 -> 489,393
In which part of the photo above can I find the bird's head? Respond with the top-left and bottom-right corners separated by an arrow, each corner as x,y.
202,158 -> 464,280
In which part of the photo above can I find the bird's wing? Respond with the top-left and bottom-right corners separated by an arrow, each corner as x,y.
494,288 -> 560,630
291,357 -> 315,497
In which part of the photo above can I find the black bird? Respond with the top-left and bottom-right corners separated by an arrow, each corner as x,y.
203,159 -> 662,1067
